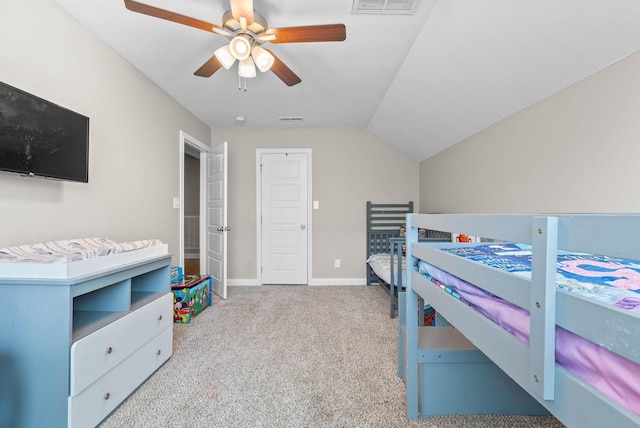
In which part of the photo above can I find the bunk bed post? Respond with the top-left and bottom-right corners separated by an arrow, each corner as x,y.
404,213 -> 420,419
397,289 -> 406,380
390,238 -> 398,318
366,201 -> 372,285
530,216 -> 558,400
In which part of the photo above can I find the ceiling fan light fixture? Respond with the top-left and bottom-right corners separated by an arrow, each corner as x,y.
123,0 -> 346,87
214,45 -> 236,69
238,57 -> 257,78
251,46 -> 274,72
229,34 -> 252,60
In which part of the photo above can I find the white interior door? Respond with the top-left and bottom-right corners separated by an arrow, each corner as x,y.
208,142 -> 227,299
260,152 -> 309,284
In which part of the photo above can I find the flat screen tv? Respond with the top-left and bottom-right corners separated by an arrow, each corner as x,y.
0,81 -> 89,183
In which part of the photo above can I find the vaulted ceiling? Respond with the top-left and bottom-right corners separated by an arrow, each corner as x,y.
53,0 -> 640,161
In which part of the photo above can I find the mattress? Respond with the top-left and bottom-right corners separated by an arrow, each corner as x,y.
418,242 -> 640,417
367,253 -> 407,285
0,238 -> 167,279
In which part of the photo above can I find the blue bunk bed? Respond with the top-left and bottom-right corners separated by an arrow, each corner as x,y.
400,214 -> 640,427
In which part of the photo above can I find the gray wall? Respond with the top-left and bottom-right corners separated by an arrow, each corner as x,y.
211,128 -> 420,283
184,154 -> 200,217
419,51 -> 640,215
0,0 -> 210,263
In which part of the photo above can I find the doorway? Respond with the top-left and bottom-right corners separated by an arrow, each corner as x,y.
183,150 -> 200,276
179,132 -> 228,299
256,149 -> 312,285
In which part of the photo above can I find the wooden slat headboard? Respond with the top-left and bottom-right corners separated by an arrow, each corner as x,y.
366,201 -> 414,285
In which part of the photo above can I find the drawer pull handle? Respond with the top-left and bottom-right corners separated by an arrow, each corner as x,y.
106,347 -> 113,354
156,349 -> 162,355
104,392 -> 111,400
157,315 -> 163,321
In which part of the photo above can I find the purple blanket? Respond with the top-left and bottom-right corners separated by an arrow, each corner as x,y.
418,243 -> 640,417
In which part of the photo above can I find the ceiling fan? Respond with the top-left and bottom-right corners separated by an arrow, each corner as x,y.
123,0 -> 347,87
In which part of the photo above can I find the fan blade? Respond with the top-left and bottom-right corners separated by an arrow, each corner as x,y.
230,0 -> 254,26
194,55 -> 223,77
212,27 -> 234,37
124,0 -> 224,33
266,24 -> 346,44
264,49 -> 301,87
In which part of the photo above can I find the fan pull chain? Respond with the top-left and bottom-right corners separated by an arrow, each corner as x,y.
238,76 -> 248,91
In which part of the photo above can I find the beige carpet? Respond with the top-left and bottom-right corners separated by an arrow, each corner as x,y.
99,285 -> 565,427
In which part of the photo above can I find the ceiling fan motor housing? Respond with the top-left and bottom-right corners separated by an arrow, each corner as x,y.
221,10 -> 268,45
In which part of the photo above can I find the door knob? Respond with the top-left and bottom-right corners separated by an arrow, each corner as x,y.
300,224 -> 306,230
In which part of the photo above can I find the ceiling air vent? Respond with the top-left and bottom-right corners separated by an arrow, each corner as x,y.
352,0 -> 418,14
278,116 -> 304,123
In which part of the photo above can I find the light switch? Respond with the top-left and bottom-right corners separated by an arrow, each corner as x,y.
313,201 -> 319,209
173,197 -> 180,209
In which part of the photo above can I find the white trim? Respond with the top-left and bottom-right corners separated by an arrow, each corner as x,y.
198,149 -> 207,274
255,151 -> 261,283
310,278 -> 368,286
179,131 -> 211,272
227,278 -> 261,286
227,278 -> 366,286
256,148 -> 313,286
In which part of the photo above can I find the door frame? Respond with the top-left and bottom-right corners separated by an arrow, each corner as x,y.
256,148 -> 313,285
179,130 -> 211,273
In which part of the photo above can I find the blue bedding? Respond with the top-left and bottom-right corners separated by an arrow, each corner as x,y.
440,243 -> 640,311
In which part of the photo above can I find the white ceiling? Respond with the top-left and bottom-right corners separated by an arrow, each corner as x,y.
53,0 -> 640,161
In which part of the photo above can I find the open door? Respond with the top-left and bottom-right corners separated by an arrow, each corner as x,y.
179,132 -> 228,299
207,142 -> 228,299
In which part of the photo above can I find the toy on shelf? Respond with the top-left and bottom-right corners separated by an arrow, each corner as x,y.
170,266 -> 184,285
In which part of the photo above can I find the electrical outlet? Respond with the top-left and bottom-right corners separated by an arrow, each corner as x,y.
334,259 -> 341,268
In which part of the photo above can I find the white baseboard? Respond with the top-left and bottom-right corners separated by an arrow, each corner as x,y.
227,279 -> 260,286
310,278 -> 367,286
227,278 -> 367,286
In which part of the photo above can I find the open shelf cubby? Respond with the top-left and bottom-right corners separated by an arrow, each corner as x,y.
131,264 -> 170,308
72,279 -> 131,340
71,262 -> 171,340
